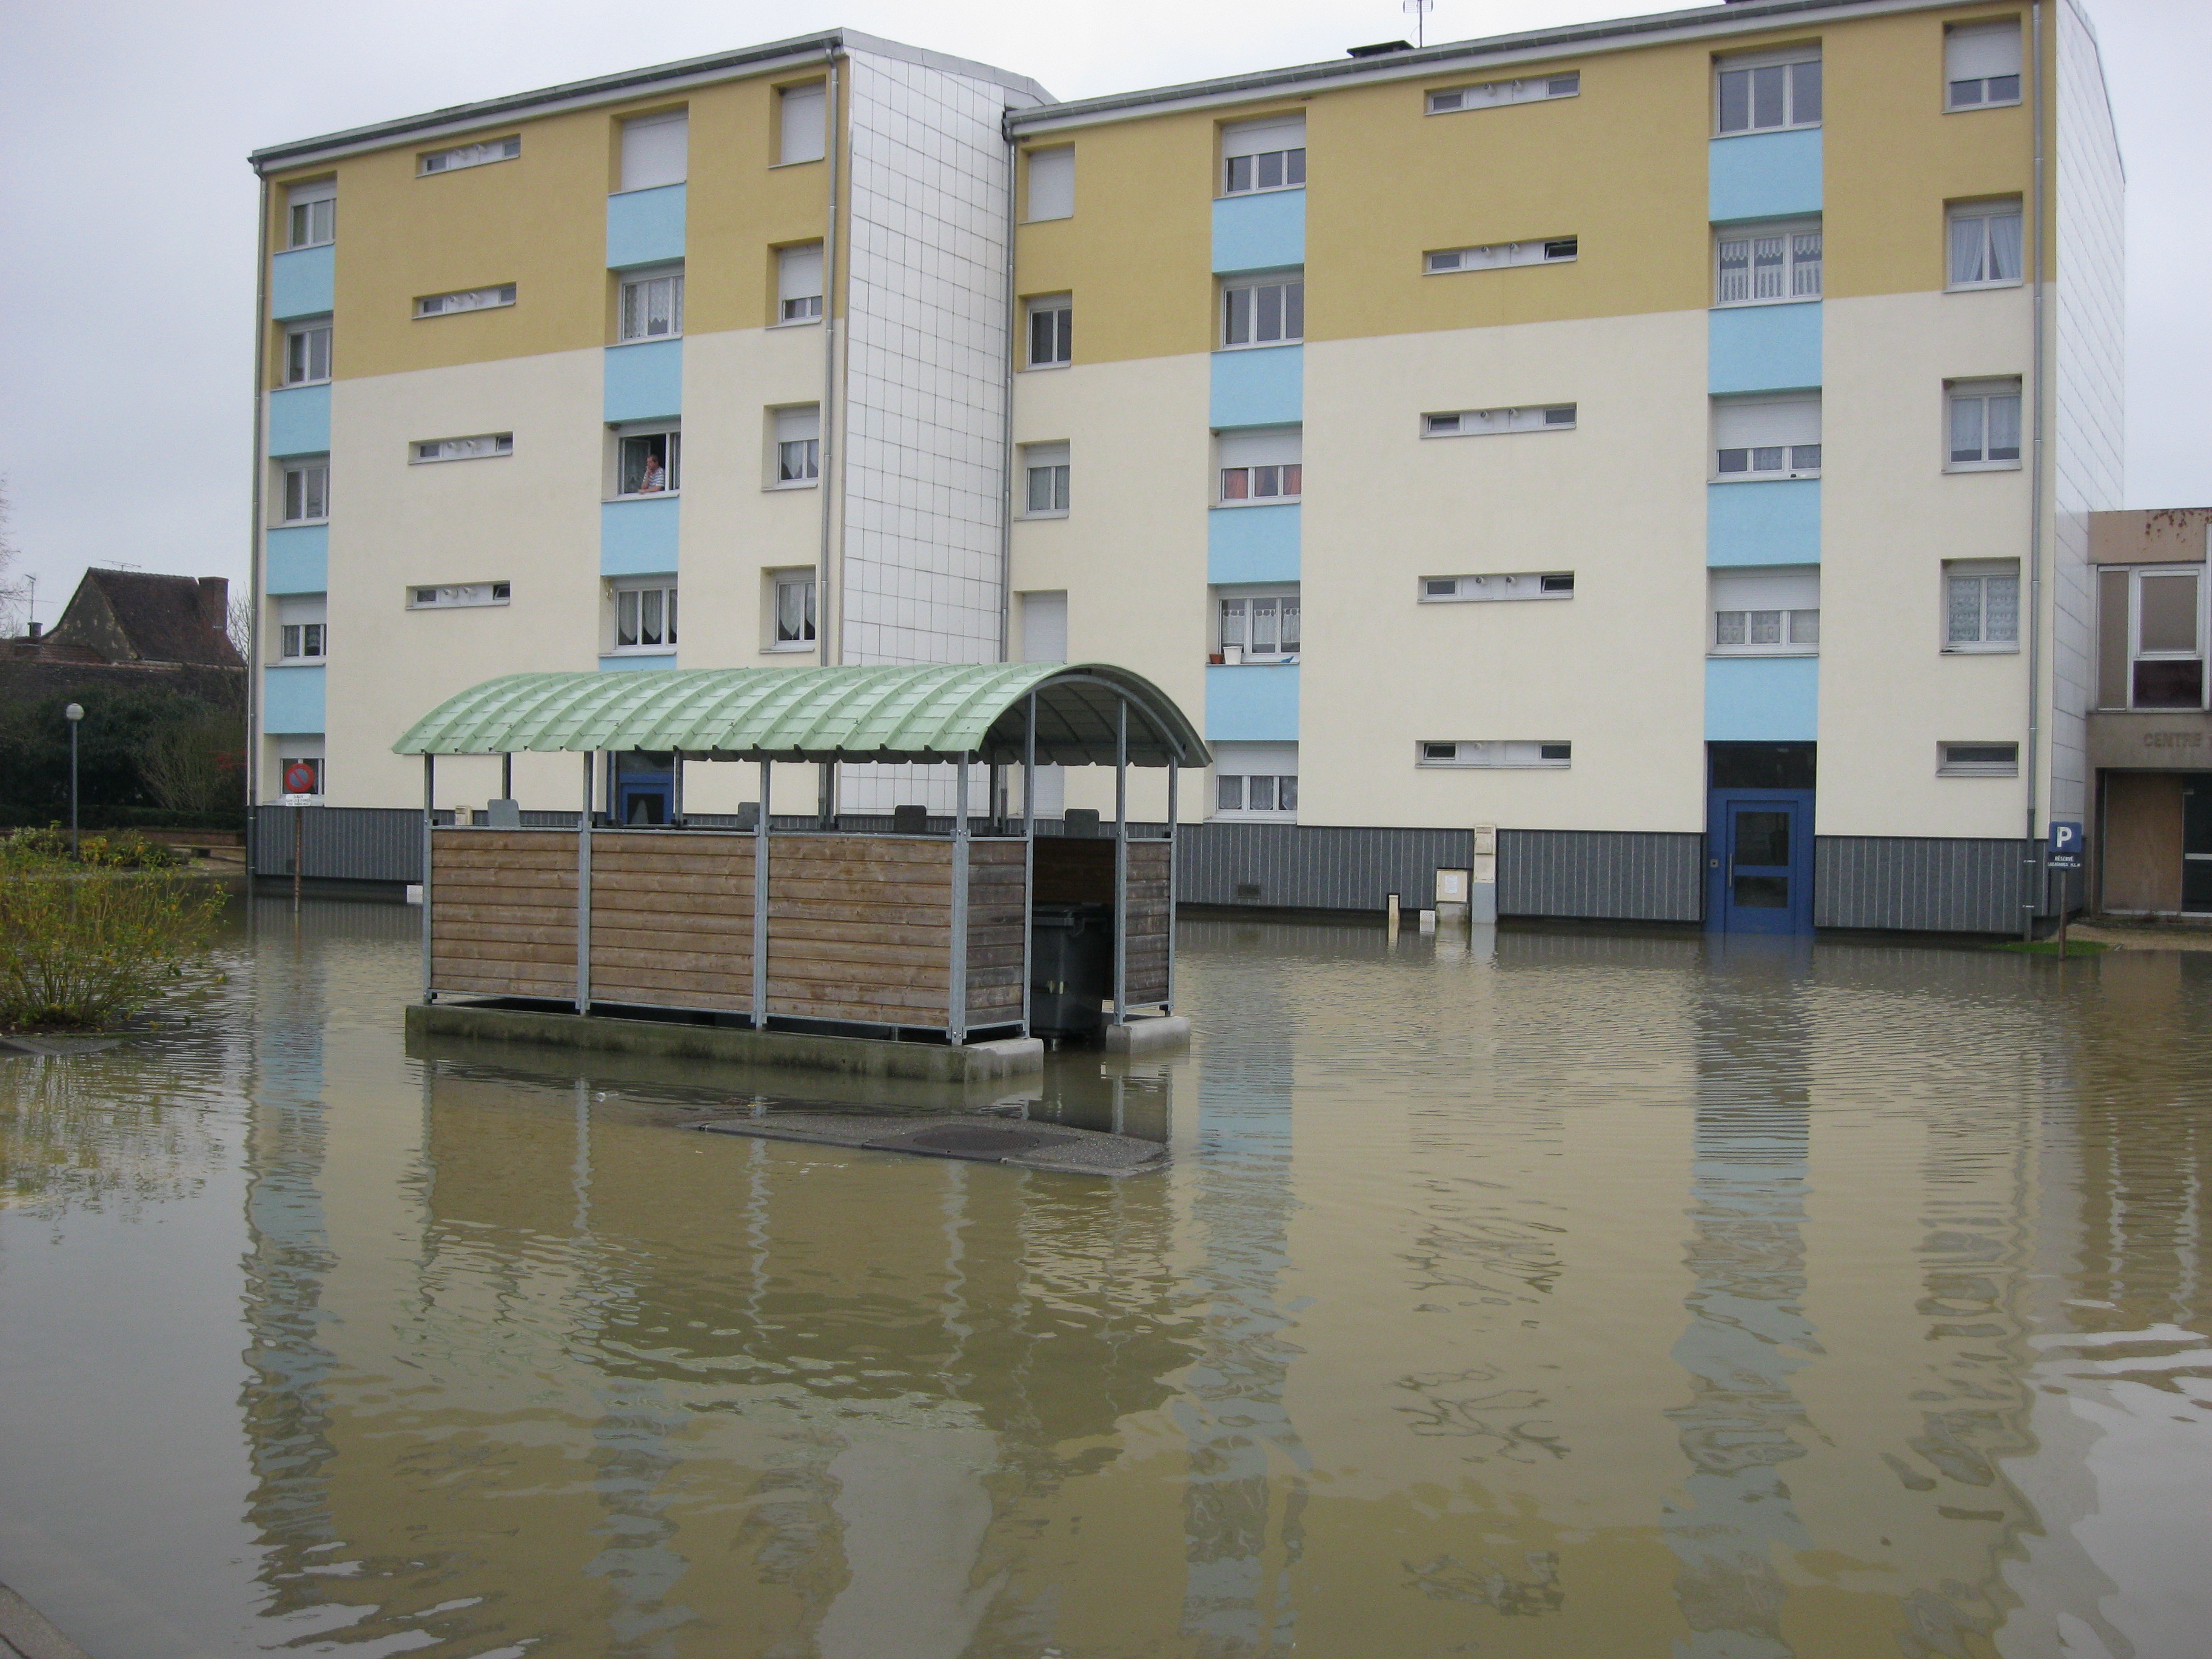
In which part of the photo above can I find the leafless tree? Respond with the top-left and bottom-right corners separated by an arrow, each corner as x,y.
0,476 -> 24,636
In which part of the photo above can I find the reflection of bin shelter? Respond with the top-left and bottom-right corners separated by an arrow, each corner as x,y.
392,664 -> 1208,1044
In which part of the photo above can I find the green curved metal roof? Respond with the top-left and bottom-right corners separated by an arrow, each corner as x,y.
390,663 -> 1210,768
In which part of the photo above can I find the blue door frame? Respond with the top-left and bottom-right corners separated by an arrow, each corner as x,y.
615,768 -> 673,825
1706,789 -> 1815,934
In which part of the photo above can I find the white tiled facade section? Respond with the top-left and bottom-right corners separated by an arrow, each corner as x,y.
2049,0 -> 2126,821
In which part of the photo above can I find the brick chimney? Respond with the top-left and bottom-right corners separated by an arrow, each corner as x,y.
197,577 -> 229,636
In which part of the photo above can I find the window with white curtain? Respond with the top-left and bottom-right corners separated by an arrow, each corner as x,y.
1424,404 -> 1576,437
1711,566 -> 1820,655
778,84 -> 826,164
1021,442 -> 1070,515
1216,587 -> 1301,662
1948,200 -> 2024,288
1222,272 -> 1303,347
281,458 -> 329,523
1211,742 -> 1299,819
416,284 -> 516,318
1945,21 -> 2022,109
773,405 -> 820,486
1713,396 -> 1821,479
618,112 -> 688,191
1715,51 -> 1821,133
1025,146 -> 1074,220
1027,295 -> 1071,367
418,135 -> 518,175
1425,236 -> 1577,273
1945,559 -> 2020,652
413,434 -> 512,463
1946,380 -> 2023,469
768,570 -> 816,649
610,580 -> 677,653
286,179 -> 335,249
618,265 -> 683,341
777,243 -> 823,322
283,318 -> 332,385
408,582 -> 509,609
276,595 -> 327,662
1216,427 -> 1301,504
1427,72 -> 1579,114
1715,221 -> 1822,305
1221,116 -> 1305,195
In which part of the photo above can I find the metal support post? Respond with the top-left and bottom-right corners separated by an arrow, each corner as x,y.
1113,700 -> 1128,1027
293,802 -> 303,913
501,751 -> 512,801
987,763 -> 1003,833
672,752 -> 685,828
420,754 -> 435,1000
576,753 -> 593,1014
1165,757 -> 1179,1014
752,760 -> 773,1030
817,760 -> 836,829
950,756 -> 971,1046
1021,694 -> 1036,1039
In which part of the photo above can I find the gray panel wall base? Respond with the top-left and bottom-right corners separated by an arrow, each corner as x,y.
1813,836 -> 2044,931
1497,830 -> 1705,922
253,805 -> 431,882
1175,823 -> 1473,912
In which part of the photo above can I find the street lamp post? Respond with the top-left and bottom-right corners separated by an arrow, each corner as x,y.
64,703 -> 83,859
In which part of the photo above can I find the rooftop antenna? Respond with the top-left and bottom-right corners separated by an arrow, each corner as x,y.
1403,0 -> 1433,48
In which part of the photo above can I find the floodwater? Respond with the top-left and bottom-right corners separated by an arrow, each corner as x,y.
2,902 -> 2210,1659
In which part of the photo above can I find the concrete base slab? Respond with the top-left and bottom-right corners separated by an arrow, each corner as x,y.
1104,1015 -> 1191,1055
697,1111 -> 1164,1176
408,1002 -> 1044,1082
0,1583 -> 92,1659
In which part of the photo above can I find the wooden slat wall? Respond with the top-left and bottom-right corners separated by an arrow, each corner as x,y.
430,829 -> 580,1002
589,832 -> 755,1012
1124,839 -> 1173,1006
766,837 -> 959,1025
967,840 -> 1028,1024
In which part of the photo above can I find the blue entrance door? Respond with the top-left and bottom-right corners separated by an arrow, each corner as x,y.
1708,790 -> 1814,933
616,769 -> 672,825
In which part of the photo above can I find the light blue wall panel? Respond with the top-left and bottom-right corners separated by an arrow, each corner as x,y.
269,245 -> 335,320
1709,303 -> 1821,394
1706,657 -> 1818,741
604,341 -> 682,422
602,497 -> 681,575
1210,346 -> 1302,429
600,653 -> 677,672
1207,505 -> 1301,584
1708,480 -> 1821,566
262,665 -> 326,734
1206,663 -> 1299,742
1212,190 -> 1305,274
606,184 -> 686,269
267,384 -> 331,457
264,526 -> 329,594
1708,129 -> 1823,222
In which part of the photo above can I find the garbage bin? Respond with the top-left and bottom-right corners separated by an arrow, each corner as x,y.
1029,902 -> 1112,1039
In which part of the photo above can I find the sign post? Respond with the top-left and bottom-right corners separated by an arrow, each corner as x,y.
2048,821 -> 2085,957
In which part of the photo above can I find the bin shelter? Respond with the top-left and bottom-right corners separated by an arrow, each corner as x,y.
392,663 -> 1208,1044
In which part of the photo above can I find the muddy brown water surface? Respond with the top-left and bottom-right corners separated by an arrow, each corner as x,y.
2,897 -> 2210,1658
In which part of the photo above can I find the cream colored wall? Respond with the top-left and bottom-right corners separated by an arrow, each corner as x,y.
1820,287 -> 2033,839
1303,312 -> 1712,833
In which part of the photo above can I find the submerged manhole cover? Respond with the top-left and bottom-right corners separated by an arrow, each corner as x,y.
902,1126 -> 1051,1155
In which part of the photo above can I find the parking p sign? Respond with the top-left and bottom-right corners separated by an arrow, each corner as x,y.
2049,820 -> 2085,870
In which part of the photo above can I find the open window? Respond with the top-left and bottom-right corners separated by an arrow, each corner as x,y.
614,424 -> 680,497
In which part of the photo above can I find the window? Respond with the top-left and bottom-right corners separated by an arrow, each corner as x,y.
278,754 -> 323,797
1939,742 -> 2019,777
1711,567 -> 1819,655
286,179 -> 335,249
1027,295 -> 1071,367
1222,273 -> 1302,347
1222,116 -> 1305,195
1426,237 -> 1577,273
419,135 -> 519,175
773,406 -> 820,486
618,112 -> 687,192
615,427 -> 680,495
1216,428 -> 1301,504
1945,559 -> 2020,652
611,580 -> 677,653
1424,404 -> 1575,437
1947,380 -> 2022,469
283,318 -> 331,385
777,243 -> 823,323
1211,743 -> 1299,819
276,597 -> 327,663
1216,589 -> 1300,662
2100,566 -> 2206,710
1421,572 -> 1574,602
779,83 -> 826,165
769,571 -> 816,649
1946,21 -> 2022,109
281,459 -> 329,523
1716,52 -> 1822,134
1418,741 -> 1571,768
1427,72 -> 1579,113
618,266 -> 683,341
413,433 -> 512,463
1021,442 -> 1070,515
1715,221 -> 1820,305
1948,200 -> 2024,288
415,284 -> 515,318
1021,591 -> 1069,664
408,583 -> 509,609
1714,395 -> 1821,478
1026,146 -> 1074,220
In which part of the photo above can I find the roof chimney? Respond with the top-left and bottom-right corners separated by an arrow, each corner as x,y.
1347,39 -> 1414,57
197,576 -> 229,634
26,621 -> 41,641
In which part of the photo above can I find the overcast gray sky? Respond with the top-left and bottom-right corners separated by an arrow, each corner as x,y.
1,0 -> 2203,623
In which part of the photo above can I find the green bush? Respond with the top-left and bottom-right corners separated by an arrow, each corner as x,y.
0,825 -> 180,870
0,868 -> 224,1032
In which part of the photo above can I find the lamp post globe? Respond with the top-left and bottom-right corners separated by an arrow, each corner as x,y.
64,703 -> 84,858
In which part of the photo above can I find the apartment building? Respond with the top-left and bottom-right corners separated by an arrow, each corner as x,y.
249,0 -> 2124,933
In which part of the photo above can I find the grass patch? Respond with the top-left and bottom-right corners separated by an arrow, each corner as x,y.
1989,938 -> 2113,958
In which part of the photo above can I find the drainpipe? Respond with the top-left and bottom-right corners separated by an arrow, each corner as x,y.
815,48 -> 842,672
998,116 -> 1019,669
247,172 -> 271,886
2019,1 -> 2048,939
